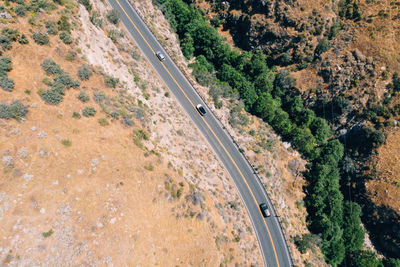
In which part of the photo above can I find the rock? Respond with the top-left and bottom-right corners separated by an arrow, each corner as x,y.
91,158 -> 99,167
110,218 -> 116,224
31,126 -> 37,131
18,147 -> 29,159
37,131 -> 47,138
39,149 -> 49,157
353,49 -> 366,62
23,173 -> 34,181
2,155 -> 14,168
40,208 -> 46,214
0,11 -> 12,20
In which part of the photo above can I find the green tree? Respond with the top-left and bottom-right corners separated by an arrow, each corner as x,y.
310,117 -> 332,144
181,33 -> 194,59
252,93 -> 279,123
343,201 -> 364,254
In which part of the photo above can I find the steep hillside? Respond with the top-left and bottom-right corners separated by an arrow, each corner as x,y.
147,0 -> 400,265
0,0 -> 267,265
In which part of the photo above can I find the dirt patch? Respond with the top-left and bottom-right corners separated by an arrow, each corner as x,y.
367,128 -> 400,215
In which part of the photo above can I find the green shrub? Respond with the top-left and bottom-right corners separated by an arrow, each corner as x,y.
0,100 -> 28,120
65,50 -> 76,61
111,111 -> 119,119
0,35 -> 12,50
77,65 -> 92,80
104,76 -> 119,88
32,31 -> 49,45
45,21 -> 58,35
0,55 -> 12,75
77,91 -> 90,102
89,11 -> 103,28
57,15 -> 71,32
78,0 -> 91,12
72,111 -> 81,118
98,117 -> 109,126
18,34 -> 29,44
61,139 -> 72,147
59,31 -> 72,44
29,0 -> 57,12
82,106 -> 96,117
41,58 -> 62,75
107,9 -> 120,25
93,91 -> 105,103
2,28 -> 20,41
42,229 -> 54,238
41,84 -> 65,105
53,72 -> 80,88
0,76 -> 14,91
15,4 -> 27,16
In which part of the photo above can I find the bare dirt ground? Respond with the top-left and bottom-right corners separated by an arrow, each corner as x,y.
368,128 -> 400,216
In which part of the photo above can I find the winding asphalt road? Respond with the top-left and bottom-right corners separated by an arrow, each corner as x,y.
105,0 -> 293,266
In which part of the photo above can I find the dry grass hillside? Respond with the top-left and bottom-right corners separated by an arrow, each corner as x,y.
0,0 -> 268,265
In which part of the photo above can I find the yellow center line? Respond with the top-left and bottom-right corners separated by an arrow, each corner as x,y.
113,0 -> 281,266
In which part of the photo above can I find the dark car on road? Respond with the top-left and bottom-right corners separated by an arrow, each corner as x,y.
196,104 -> 206,116
259,203 -> 271,217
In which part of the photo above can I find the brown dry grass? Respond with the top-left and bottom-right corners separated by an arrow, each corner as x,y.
352,0 -> 400,72
0,4 -> 259,266
367,129 -> 400,215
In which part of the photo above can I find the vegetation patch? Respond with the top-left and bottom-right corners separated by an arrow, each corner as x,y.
0,100 -> 28,120
82,106 -> 96,117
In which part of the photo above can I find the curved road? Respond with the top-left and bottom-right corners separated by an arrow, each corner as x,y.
105,0 -> 293,266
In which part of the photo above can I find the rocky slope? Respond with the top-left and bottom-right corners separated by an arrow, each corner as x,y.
194,0 -> 400,260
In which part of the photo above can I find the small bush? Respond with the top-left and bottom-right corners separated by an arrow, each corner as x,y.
42,77 -> 52,86
0,55 -> 12,75
59,31 -> 72,44
82,106 -> 96,117
104,76 -> 119,88
41,84 -> 65,105
0,100 -> 28,120
53,72 -> 80,88
45,21 -> 58,35
65,50 -> 76,61
41,58 -> 62,75
18,34 -> 29,44
32,31 -> 49,45
111,111 -> 119,119
93,91 -> 105,103
107,9 -> 120,25
77,91 -> 90,102
98,117 -> 109,126
90,11 -> 103,28
72,111 -> 81,118
2,28 -> 19,41
77,65 -> 92,80
57,15 -> 71,32
144,165 -> 154,171
0,35 -> 12,50
61,139 -> 72,147
121,116 -> 133,126
42,229 -> 54,238
0,76 -> 14,91
15,5 -> 27,16
78,0 -> 91,12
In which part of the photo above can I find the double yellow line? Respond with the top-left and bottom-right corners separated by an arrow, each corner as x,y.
112,0 -> 281,265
